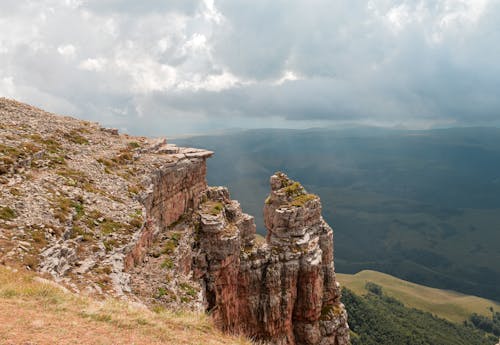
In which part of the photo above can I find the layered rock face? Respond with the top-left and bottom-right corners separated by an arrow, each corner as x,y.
124,149 -> 211,270
196,173 -> 350,345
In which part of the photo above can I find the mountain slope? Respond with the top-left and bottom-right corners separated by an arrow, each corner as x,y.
0,266 -> 251,345
343,287 -> 497,345
338,270 -> 500,323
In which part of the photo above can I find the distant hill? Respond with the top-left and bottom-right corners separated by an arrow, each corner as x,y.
343,286 -> 497,345
338,270 -> 500,323
176,127 -> 500,301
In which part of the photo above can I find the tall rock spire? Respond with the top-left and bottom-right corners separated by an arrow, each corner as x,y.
196,172 -> 350,345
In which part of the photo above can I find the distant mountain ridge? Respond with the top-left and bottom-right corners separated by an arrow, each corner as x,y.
176,126 -> 500,301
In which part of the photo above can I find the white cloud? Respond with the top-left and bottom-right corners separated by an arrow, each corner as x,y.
0,0 -> 499,134
274,70 -> 300,85
57,44 -> 76,57
386,4 -> 412,32
0,76 -> 15,97
79,58 -> 107,71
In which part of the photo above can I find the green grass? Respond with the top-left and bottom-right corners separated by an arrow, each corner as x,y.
283,181 -> 303,197
338,270 -> 500,323
290,193 -> 316,207
209,202 -> 224,215
0,206 -> 16,220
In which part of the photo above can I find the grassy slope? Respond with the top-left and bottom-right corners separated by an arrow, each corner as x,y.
0,266 -> 251,345
343,288 -> 496,345
338,270 -> 500,323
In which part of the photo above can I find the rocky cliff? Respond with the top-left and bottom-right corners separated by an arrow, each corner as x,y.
0,98 -> 349,345
190,174 -> 349,345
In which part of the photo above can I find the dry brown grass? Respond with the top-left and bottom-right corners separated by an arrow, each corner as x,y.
0,266 -> 253,345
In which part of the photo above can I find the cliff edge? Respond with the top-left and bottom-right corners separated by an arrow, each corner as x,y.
0,98 -> 349,345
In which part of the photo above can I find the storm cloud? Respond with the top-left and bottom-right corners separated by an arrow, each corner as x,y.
1,0 -> 499,135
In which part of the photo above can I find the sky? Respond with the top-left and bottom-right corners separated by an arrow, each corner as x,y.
1,0 -> 499,136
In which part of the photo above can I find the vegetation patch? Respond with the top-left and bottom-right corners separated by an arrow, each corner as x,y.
9,188 -> 22,196
112,148 -> 134,165
180,283 -> 197,296
100,219 -> 126,235
161,258 -> 174,269
64,129 -> 89,145
209,202 -> 224,216
365,282 -> 383,296
127,184 -> 141,196
84,209 -> 104,229
468,310 -> 500,336
290,193 -> 316,207
97,157 -> 117,171
71,225 -> 93,242
52,196 -> 72,223
0,143 -> 24,160
128,141 -> 141,149
162,240 -> 177,255
103,239 -> 118,252
155,287 -> 170,299
56,168 -> 89,187
71,198 -> 85,220
0,206 -> 16,221
343,287 -> 497,345
129,214 -> 144,229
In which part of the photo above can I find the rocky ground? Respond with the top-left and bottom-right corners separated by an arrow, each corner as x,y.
0,97 -> 211,299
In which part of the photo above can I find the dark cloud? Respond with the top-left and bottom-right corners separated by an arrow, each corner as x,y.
1,0 -> 499,134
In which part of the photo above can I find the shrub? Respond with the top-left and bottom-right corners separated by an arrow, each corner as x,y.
366,282 -> 383,296
283,181 -> 304,197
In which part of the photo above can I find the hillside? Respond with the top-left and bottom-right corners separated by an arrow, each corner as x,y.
338,270 -> 500,323
343,286 -> 497,345
0,98 -> 349,345
0,265 -> 250,345
176,127 -> 500,301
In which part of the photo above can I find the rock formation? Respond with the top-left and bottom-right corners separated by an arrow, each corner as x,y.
194,173 -> 350,345
0,98 -> 349,345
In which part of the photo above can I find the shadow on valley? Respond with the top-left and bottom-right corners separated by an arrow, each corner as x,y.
176,127 -> 500,301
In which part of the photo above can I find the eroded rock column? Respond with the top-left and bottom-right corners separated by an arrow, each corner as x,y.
197,172 -> 350,345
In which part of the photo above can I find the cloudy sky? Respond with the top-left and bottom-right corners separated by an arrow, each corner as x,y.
1,0 -> 499,135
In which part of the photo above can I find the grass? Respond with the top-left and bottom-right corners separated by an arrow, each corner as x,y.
337,270 -> 500,323
128,142 -> 141,149
290,193 -> 316,207
161,258 -> 174,269
52,196 -> 72,222
100,219 -> 125,235
283,181 -> 303,197
64,129 -> 89,145
163,239 -> 178,255
0,266 -> 254,345
103,239 -> 119,252
0,206 -> 16,220
210,202 -> 224,216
